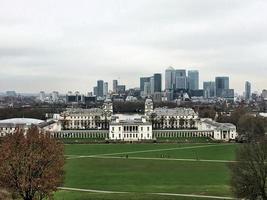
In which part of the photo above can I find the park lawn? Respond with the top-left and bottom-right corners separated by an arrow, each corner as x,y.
58,143 -> 238,199
63,157 -> 232,197
64,143 -> 216,156
55,190 -> 213,200
125,143 -> 238,161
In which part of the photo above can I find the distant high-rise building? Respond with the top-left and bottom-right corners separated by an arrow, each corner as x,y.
221,89 -> 235,101
245,81 -> 251,101
175,69 -> 187,89
93,86 -> 98,96
6,91 -> 17,97
152,92 -> 162,102
153,73 -> 162,92
144,82 -> 151,96
150,76 -> 154,94
104,82 -> 108,96
39,91 -> 45,102
165,66 -> 176,90
215,77 -> 229,97
117,85 -> 126,93
52,91 -> 59,102
97,80 -> 104,97
203,81 -> 216,98
140,77 -> 151,92
188,70 -> 199,90
113,80 -> 118,93
262,89 -> 267,100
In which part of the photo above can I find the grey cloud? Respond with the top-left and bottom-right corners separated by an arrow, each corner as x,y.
0,0 -> 266,93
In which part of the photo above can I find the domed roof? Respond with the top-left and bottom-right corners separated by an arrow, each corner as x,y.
0,118 -> 44,125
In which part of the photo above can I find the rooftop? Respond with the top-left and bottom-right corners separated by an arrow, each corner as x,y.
0,118 -> 44,125
153,107 -> 197,116
63,108 -> 104,115
201,118 -> 236,129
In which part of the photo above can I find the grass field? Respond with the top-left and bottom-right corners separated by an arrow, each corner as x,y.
55,143 -> 239,200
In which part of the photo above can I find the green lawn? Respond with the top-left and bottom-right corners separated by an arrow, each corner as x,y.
65,143 -> 217,156
56,143 -> 239,200
55,190 -> 214,200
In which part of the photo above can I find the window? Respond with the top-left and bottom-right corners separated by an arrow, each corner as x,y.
112,134 -> 114,138
112,127 -> 114,131
147,127 -> 150,131
141,127 -> 143,131
119,127 -> 121,131
119,134 -> 121,138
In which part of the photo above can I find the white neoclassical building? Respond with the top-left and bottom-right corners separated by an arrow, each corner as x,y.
0,98 -> 237,142
59,99 -> 113,130
109,114 -> 152,141
0,118 -> 60,137
198,118 -> 237,140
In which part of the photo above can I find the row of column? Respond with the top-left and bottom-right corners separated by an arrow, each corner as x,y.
123,125 -> 139,132
154,131 -> 213,138
53,132 -> 108,138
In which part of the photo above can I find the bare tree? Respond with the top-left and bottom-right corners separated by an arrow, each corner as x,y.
229,139 -> 267,200
0,126 -> 65,200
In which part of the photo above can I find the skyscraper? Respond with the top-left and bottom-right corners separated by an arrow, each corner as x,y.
104,82 -> 108,96
52,91 -> 59,102
97,80 -> 104,97
93,86 -> 98,96
175,69 -> 187,89
165,67 -> 175,90
140,77 -> 151,92
150,76 -> 154,94
144,82 -> 151,96
245,81 -> 251,101
203,81 -> 216,98
215,77 -> 229,97
113,80 -> 118,93
188,70 -> 199,90
153,73 -> 162,92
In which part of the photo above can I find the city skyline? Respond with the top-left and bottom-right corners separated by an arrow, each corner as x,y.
1,0 -> 267,93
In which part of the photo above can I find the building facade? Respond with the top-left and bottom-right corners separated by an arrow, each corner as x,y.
1,98 -> 237,142
153,73 -> 162,92
109,115 -> 152,141
203,81 -> 216,98
215,77 -> 229,97
188,70 -> 199,90
245,81 -> 251,101
165,66 -> 176,90
175,69 -> 187,89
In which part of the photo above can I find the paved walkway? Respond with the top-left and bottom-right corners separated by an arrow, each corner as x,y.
73,155 -> 236,163
58,186 -> 235,199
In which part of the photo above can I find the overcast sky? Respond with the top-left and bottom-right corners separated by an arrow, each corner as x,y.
0,0 -> 266,94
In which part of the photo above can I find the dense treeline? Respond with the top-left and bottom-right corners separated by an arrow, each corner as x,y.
0,106 -> 65,120
113,102 -> 144,113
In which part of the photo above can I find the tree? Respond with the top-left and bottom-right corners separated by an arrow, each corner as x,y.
238,115 -> 265,142
0,126 -> 65,200
179,118 -> 185,129
229,139 -> 267,200
169,117 -> 176,129
189,118 -> 195,129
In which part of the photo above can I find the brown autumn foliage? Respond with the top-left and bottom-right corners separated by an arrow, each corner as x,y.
0,126 -> 65,200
